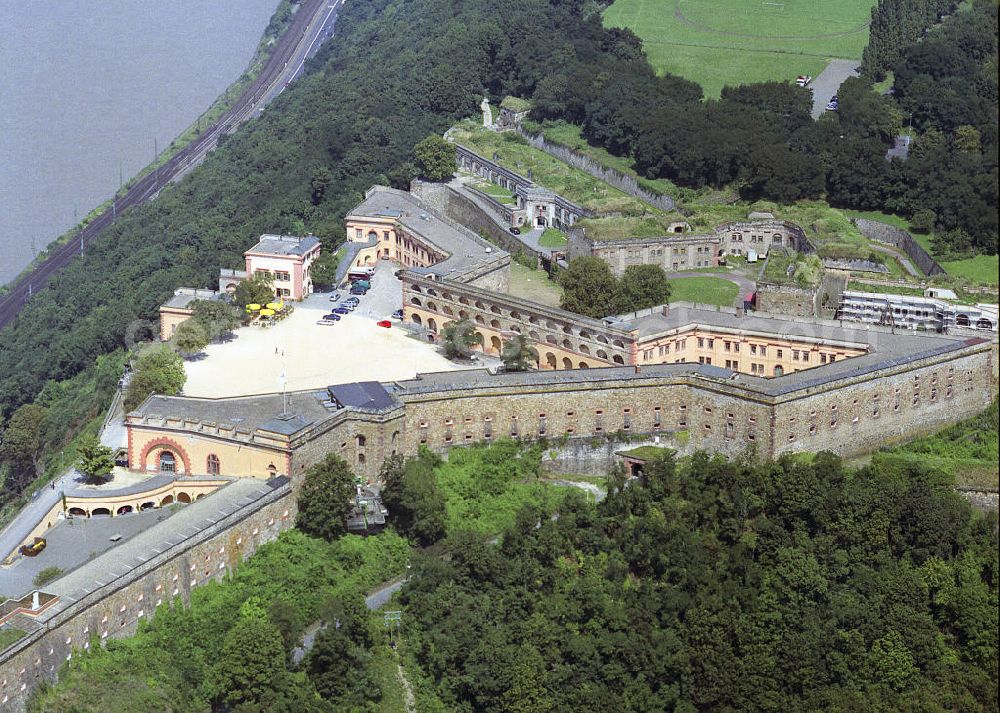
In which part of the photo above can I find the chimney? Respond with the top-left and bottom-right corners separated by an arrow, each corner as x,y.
32,591 -> 40,609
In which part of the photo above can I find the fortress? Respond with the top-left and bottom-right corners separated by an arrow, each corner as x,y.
2,177 -> 995,711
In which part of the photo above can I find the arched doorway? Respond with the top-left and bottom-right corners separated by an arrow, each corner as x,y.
490,336 -> 502,354
160,495 -> 174,506
158,451 -> 176,473
562,357 -> 573,369
177,492 -> 192,504
956,314 -> 970,326
578,361 -> 589,368
427,318 -> 437,333
68,507 -> 88,517
545,352 -> 557,369
774,365 -> 784,376
977,318 -> 993,329
91,507 -> 111,517
411,313 -> 423,326
116,505 -> 134,516
139,501 -> 156,511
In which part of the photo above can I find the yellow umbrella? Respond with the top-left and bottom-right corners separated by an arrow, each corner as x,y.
259,308 -> 275,317
247,303 -> 262,311
266,302 -> 283,311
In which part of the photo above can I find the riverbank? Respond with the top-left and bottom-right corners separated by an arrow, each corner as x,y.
1,0 -> 296,294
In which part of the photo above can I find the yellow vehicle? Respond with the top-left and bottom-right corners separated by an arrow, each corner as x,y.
20,537 -> 46,557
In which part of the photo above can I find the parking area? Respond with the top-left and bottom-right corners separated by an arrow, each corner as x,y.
183,261 -> 472,398
809,59 -> 859,118
1,507 -> 175,599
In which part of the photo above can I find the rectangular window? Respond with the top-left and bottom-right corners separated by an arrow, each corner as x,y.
484,417 -> 493,439
724,341 -> 731,352
510,416 -> 519,437
733,342 -> 740,353
653,407 -> 661,427
538,414 -> 546,436
623,409 -> 632,430
750,344 -> 757,355
419,423 -> 428,444
725,422 -> 734,438
697,337 -> 704,348
707,339 -> 714,348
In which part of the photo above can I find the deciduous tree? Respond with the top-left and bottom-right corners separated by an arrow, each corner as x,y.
296,453 -> 356,541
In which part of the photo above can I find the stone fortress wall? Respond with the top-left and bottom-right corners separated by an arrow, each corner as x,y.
853,218 -> 946,277
0,480 -> 295,713
571,219 -> 808,275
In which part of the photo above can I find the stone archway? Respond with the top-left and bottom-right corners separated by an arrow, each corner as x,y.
490,336 -> 502,354
138,438 -> 192,475
177,492 -> 192,504
117,505 -> 134,516
545,352 -> 557,369
562,357 -> 573,369
68,507 -> 88,517
91,507 -> 111,517
160,495 -> 174,506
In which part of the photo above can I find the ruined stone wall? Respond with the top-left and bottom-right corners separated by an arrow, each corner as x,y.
0,483 -> 295,713
756,283 -> 818,317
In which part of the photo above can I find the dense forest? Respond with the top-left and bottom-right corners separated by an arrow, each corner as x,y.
532,0 -> 997,254
29,434 -> 998,711
402,450 -> 999,711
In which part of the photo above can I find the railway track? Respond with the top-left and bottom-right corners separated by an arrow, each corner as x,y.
0,0 -> 332,330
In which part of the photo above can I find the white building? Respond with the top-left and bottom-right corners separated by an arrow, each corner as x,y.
837,290 -> 997,332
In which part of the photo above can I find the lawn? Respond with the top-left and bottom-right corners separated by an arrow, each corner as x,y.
508,262 -> 563,308
603,0 -> 875,98
0,627 -> 27,650
450,121 -> 657,215
941,254 -> 999,285
667,276 -> 739,306
538,228 -> 568,248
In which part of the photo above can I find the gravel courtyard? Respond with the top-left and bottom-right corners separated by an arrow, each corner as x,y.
183,271 -> 469,398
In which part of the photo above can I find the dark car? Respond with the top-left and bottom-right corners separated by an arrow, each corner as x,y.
333,307 -> 351,315
392,309 -> 404,319
322,313 -> 341,321
508,226 -> 521,235
350,285 -> 368,295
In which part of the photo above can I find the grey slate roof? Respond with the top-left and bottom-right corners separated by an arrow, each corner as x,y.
131,390 -> 333,433
248,234 -> 320,257
347,187 -> 507,278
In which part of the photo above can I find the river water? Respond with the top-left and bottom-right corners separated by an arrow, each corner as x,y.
0,0 -> 280,284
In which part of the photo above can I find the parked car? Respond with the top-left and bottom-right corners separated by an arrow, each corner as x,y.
508,226 -> 521,235
333,307 -> 351,315
350,285 -> 369,295
377,320 -> 392,328
795,75 -> 812,86
328,292 -> 341,301
323,313 -> 342,321
317,319 -> 338,326
392,309 -> 404,319
20,537 -> 46,557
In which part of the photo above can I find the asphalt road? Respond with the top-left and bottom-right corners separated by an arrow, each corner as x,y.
0,0 -> 341,331
809,59 -> 860,119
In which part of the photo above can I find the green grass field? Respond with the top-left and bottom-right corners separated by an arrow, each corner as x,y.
451,121 -> 657,215
668,276 -> 739,306
509,262 -> 564,307
603,0 -> 874,97
538,228 -> 568,248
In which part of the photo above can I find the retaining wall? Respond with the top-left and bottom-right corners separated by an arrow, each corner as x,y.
0,482 -> 295,713
517,129 -> 677,213
853,218 -> 946,277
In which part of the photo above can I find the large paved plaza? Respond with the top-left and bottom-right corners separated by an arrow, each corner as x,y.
183,264 -> 473,398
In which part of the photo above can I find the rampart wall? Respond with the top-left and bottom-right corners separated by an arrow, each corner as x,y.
0,482 -> 295,712
853,218 -> 945,277
517,129 -> 676,213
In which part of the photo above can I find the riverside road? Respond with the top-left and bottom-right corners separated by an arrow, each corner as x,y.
0,0 -> 342,331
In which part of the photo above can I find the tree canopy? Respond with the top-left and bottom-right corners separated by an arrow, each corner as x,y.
295,453 -> 357,541
123,347 -> 185,411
